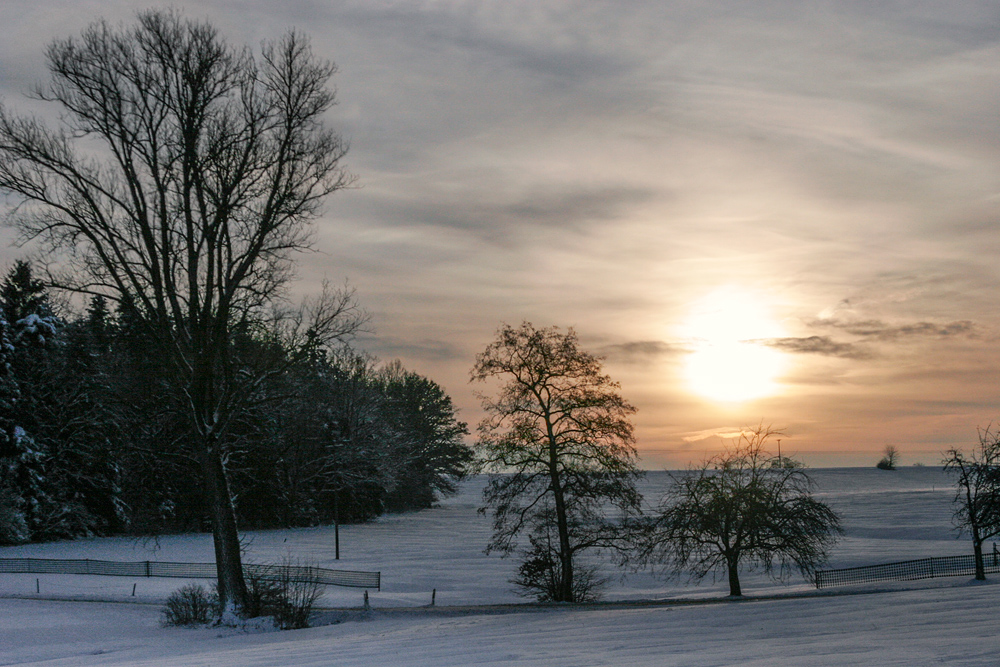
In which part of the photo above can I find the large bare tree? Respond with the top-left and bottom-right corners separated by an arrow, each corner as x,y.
471,322 -> 642,602
0,10 -> 359,614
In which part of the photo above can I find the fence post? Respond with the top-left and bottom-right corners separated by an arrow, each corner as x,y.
145,561 -> 151,577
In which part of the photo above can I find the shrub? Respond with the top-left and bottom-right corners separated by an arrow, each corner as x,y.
162,584 -> 217,626
242,567 -> 286,620
511,537 -> 603,603
243,559 -> 325,629
274,565 -> 324,629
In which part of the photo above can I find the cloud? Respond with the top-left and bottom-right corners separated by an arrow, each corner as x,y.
681,427 -> 746,443
358,335 -> 464,363
813,318 -> 978,341
760,335 -> 872,360
762,319 -> 981,361
357,181 -> 657,248
599,340 -> 680,363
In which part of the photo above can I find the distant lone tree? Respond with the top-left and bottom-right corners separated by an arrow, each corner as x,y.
877,445 -> 900,470
471,322 -> 642,602
639,425 -> 841,597
0,10 -> 360,615
943,426 -> 1000,581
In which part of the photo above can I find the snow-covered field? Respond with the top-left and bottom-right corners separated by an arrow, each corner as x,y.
3,467 -> 998,666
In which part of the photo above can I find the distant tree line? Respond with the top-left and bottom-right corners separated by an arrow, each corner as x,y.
0,260 -> 472,545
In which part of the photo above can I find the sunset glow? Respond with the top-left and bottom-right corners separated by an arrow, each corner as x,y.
680,288 -> 788,403
1,1 -> 998,466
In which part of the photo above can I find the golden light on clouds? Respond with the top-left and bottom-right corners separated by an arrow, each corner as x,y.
1,0 -> 998,466
679,287 -> 788,403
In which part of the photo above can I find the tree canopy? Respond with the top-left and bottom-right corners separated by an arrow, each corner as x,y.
639,425 -> 841,596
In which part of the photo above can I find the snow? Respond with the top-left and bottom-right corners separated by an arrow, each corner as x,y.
2,467 -> 997,665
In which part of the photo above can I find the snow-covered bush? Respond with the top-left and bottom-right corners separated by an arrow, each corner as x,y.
162,584 -> 217,626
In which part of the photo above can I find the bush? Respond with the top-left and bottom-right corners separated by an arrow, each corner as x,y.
243,559 -> 325,629
274,567 -> 324,629
162,561 -> 324,629
162,584 -> 217,626
242,567 -> 286,619
511,537 -> 603,603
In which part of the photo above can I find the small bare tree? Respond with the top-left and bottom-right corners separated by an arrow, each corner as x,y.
0,10 -> 359,614
877,445 -> 900,470
639,425 -> 841,597
943,426 -> 1000,580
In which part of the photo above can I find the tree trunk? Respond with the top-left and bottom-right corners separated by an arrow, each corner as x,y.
727,558 -> 742,597
551,477 -> 574,602
200,440 -> 248,616
547,430 -> 574,602
973,528 -> 986,581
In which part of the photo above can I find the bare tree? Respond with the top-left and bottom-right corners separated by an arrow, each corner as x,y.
877,445 -> 900,470
943,426 -> 1000,580
0,10 -> 358,615
471,322 -> 642,602
639,425 -> 841,597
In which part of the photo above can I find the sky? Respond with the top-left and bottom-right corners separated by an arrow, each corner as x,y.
0,0 -> 999,467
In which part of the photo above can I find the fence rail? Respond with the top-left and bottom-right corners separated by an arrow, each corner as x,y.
0,558 -> 380,590
816,553 -> 1000,589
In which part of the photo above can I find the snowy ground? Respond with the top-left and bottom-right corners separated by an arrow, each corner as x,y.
3,467 -> 996,666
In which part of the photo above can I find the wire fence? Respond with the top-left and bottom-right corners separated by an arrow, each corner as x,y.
815,553 -> 1000,589
0,558 -> 380,590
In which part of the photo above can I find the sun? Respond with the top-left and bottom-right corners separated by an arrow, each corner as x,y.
679,287 -> 788,403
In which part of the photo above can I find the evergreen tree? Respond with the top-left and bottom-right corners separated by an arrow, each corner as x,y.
1,260 -> 52,328
0,262 -> 123,540
0,262 -> 471,542
379,361 -> 471,511
0,308 -> 26,544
